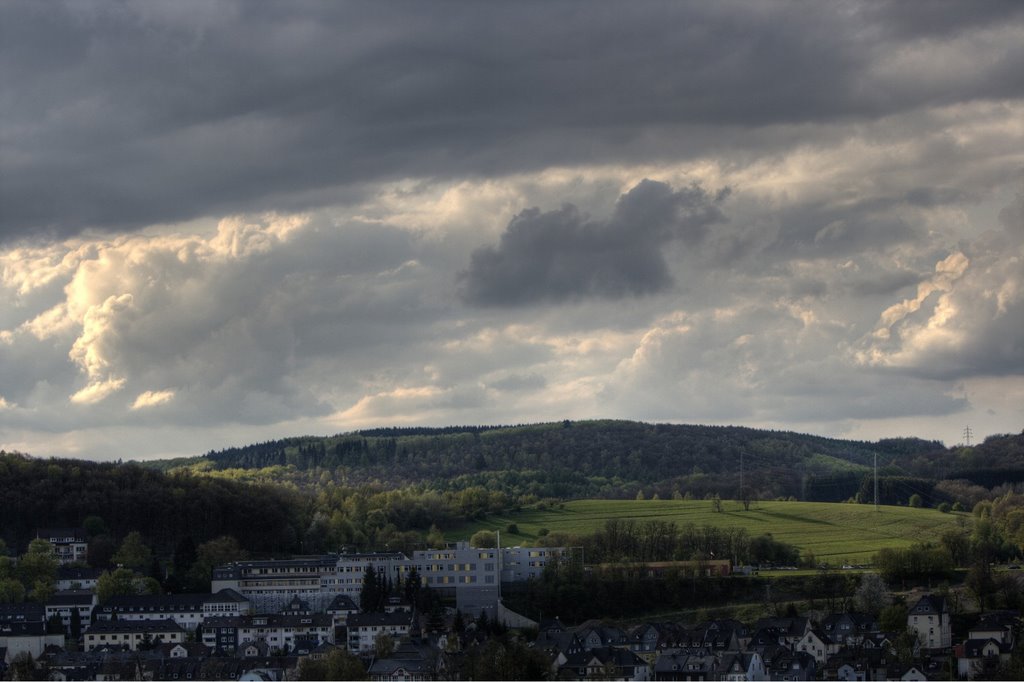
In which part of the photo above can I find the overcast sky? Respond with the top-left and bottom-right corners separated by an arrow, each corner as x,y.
2,1 -> 1023,461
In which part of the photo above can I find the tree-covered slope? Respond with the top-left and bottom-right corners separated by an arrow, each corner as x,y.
149,420 -> 1011,503
0,452 -> 304,556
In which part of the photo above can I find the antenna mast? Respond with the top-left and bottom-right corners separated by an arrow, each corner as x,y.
874,453 -> 879,512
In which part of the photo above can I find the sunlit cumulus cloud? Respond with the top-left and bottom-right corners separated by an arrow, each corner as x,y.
1,1 -> 1023,459
131,390 -> 175,410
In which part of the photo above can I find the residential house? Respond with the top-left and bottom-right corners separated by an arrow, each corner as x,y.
763,649 -> 816,681
753,617 -> 810,647
820,612 -> 880,648
367,640 -> 436,681
346,611 -> 413,654
0,620 -> 64,664
795,628 -> 836,665
35,528 -> 88,565
653,651 -> 716,681
202,613 -> 333,655
55,565 -> 102,591
44,590 -> 97,637
967,611 -> 1017,645
907,594 -> 951,650
956,638 -> 1011,680
715,651 -> 766,681
628,623 -> 664,663
680,620 -> 751,652
557,645 -> 652,681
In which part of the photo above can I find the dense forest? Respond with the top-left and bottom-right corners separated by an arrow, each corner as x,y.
0,453 -> 303,557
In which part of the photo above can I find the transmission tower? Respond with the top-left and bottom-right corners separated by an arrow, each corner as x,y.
963,425 -> 973,447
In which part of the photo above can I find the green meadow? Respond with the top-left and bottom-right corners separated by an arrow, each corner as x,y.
450,499 -> 966,564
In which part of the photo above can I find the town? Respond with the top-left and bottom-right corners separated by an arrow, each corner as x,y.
0,527 -> 1019,680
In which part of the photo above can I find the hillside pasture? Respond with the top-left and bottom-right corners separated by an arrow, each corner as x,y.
451,499 -> 965,564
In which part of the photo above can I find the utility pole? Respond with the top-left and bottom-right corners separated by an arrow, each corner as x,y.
963,425 -> 973,447
874,453 -> 879,512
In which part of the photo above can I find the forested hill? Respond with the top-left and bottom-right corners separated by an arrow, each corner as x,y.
147,420 -> 1023,503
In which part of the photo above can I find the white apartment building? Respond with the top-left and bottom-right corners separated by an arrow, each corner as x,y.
211,544 -> 565,614
35,528 -> 88,565
93,589 -> 250,631
202,613 -> 333,654
83,619 -> 185,652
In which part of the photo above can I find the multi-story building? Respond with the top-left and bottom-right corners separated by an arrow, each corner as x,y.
212,552 -> 409,613
35,528 -> 88,565
908,594 -> 951,650
93,589 -> 250,631
211,543 -> 565,616
55,565 -> 102,591
0,603 -> 64,664
346,611 -> 414,655
44,591 -> 97,635
83,619 -> 185,651
211,556 -> 339,613
201,613 -> 333,654
329,551 -> 411,605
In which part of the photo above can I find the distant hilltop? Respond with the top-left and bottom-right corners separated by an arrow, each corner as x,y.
143,420 -> 1024,506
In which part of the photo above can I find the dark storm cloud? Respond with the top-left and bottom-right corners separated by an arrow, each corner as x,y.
458,180 -> 727,306
3,1 -> 1023,241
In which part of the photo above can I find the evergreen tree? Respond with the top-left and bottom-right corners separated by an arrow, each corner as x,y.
403,567 -> 421,604
172,537 -> 198,579
359,565 -> 380,612
70,606 -> 82,640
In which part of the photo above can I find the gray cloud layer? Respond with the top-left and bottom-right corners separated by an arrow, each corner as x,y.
4,1 -> 1024,241
1,1 -> 1023,459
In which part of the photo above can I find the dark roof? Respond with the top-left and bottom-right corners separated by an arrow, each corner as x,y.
326,594 -> 358,611
154,641 -> 212,658
654,652 -> 716,674
209,588 -> 250,603
0,621 -> 46,636
85,618 -> 184,634
910,594 -> 948,616
717,652 -> 759,675
36,528 -> 87,541
57,566 -> 103,581
46,590 -> 96,607
348,611 -> 414,628
754,616 -> 808,637
282,595 -> 311,611
0,602 -> 46,622
821,612 -> 879,633
962,638 -> 1010,657
972,610 -> 1020,630
98,589 -> 247,613
203,613 -> 332,628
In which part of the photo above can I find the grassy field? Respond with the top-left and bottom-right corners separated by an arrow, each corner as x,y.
449,499 -> 966,564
